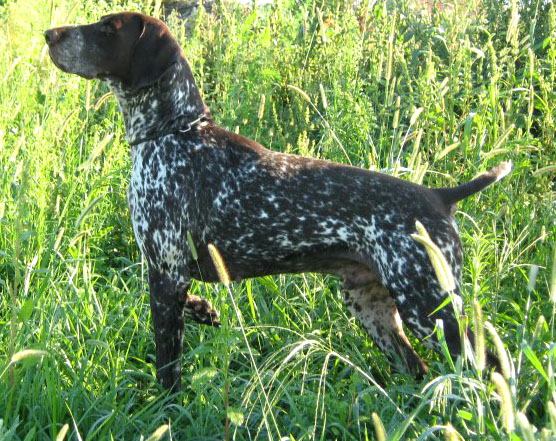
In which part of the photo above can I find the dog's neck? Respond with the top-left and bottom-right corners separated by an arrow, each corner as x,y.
107,59 -> 206,146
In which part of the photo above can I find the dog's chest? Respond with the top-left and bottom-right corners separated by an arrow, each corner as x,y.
127,141 -> 192,273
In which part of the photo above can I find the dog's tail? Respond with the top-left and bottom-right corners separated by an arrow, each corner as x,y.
433,161 -> 512,206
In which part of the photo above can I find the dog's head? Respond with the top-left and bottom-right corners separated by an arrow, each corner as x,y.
45,12 -> 182,91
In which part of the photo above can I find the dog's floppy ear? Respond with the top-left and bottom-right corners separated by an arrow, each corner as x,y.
128,16 -> 181,92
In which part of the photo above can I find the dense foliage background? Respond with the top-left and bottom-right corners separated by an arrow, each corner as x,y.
0,0 -> 555,439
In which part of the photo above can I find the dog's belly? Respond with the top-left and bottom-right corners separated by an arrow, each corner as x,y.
187,242 -> 369,282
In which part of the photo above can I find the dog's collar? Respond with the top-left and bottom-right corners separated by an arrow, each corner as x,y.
128,113 -> 208,147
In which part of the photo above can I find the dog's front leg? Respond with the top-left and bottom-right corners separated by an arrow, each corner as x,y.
147,269 -> 188,392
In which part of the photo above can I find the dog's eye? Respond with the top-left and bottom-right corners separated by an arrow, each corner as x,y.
100,23 -> 115,34
100,18 -> 122,34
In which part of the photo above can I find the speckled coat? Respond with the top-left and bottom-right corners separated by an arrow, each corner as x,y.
45,12 -> 508,391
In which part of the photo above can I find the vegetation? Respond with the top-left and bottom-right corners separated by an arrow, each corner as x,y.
0,0 -> 555,439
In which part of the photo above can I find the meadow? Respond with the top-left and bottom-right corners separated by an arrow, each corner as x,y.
0,0 -> 555,439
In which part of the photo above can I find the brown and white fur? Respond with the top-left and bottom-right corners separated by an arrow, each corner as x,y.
45,12 -> 509,391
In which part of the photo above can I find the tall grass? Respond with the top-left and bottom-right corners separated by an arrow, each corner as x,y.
0,0 -> 555,439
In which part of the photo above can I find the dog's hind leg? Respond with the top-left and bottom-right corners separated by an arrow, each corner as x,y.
340,267 -> 428,378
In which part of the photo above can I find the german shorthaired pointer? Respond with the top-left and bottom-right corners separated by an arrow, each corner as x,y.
45,12 -> 509,391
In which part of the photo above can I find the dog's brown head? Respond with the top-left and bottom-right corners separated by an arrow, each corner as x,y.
45,12 -> 181,91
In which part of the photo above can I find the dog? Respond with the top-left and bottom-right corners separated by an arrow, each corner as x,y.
45,12 -> 509,391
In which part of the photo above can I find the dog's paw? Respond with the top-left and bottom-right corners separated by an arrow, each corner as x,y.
184,294 -> 221,327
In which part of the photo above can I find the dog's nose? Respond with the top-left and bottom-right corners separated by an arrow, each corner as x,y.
44,28 -> 62,45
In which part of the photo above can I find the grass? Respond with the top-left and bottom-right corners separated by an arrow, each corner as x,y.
0,0 -> 555,439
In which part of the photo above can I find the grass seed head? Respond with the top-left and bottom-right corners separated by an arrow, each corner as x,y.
187,231 -> 199,260
491,371 -> 515,433
258,94 -> 266,120
473,300 -> 486,371
411,220 -> 456,293
208,243 -> 231,286
55,424 -> 69,441
516,412 -> 536,441
485,321 -> 512,380
444,423 -> 463,441
550,245 -> 556,303
372,412 -> 386,441
145,424 -> 170,441
11,349 -> 49,363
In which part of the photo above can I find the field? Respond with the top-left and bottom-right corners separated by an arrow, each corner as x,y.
0,0 -> 555,439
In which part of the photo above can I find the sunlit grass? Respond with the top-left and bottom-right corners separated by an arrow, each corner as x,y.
1,0 -> 555,439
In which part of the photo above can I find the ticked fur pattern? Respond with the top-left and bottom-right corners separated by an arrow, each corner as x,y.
45,12 -> 509,391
